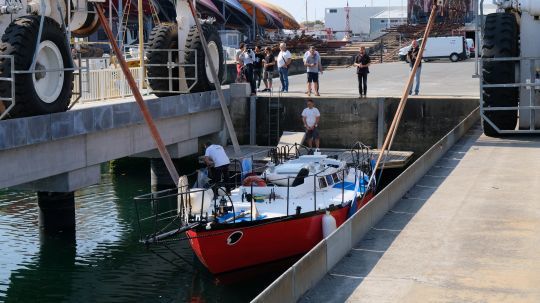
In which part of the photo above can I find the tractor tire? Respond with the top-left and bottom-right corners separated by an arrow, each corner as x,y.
0,16 -> 73,117
146,23 -> 179,97
184,24 -> 224,92
482,12 -> 519,137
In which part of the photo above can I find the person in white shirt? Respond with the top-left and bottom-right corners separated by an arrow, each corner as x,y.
277,42 -> 292,93
237,43 -> 257,95
301,99 -> 321,148
204,142 -> 231,192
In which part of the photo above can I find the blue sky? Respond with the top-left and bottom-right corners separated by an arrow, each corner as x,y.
268,0 -> 407,22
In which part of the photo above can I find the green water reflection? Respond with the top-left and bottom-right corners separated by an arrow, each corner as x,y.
0,167 -> 284,303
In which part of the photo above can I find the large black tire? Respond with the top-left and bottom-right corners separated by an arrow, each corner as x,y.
184,24 -> 224,92
146,23 -> 179,97
482,13 -> 519,137
0,16 -> 73,117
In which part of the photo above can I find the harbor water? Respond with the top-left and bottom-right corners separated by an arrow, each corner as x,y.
0,164 -> 286,302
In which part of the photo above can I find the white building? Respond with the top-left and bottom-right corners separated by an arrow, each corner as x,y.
369,10 -> 407,40
325,6 -> 405,41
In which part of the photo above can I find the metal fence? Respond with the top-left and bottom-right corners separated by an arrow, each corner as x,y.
73,65 -> 144,102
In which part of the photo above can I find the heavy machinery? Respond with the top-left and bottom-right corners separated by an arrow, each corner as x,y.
0,0 -> 100,118
480,0 -> 540,136
0,0 -> 224,117
146,0 -> 224,96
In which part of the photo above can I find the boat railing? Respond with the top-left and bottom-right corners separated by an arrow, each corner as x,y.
347,141 -> 374,177
133,153 -> 374,245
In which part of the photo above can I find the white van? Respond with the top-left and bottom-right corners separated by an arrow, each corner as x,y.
398,36 -> 469,63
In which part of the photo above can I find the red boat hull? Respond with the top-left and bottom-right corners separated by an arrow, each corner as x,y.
186,193 -> 374,274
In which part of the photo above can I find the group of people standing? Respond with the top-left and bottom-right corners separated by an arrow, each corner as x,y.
236,42 -> 325,95
236,43 -> 277,95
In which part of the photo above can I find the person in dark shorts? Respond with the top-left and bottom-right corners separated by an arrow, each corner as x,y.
354,46 -> 371,98
261,47 -> 275,92
301,99 -> 321,148
253,46 -> 265,91
304,46 -> 321,96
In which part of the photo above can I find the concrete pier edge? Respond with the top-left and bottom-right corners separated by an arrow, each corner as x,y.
251,107 -> 480,303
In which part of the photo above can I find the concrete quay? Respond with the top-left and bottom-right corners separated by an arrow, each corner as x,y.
300,125 -> 540,302
258,60 -> 479,98
0,90 -> 232,191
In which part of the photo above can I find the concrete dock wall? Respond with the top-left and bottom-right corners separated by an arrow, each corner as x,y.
0,90 -> 230,190
255,97 -> 478,156
251,107 -> 480,303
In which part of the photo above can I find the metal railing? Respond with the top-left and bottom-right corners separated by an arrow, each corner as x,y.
479,56 -> 540,134
144,48 -> 198,94
0,55 -> 15,120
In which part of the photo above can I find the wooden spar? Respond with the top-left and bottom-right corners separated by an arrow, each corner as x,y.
94,3 -> 181,186
187,0 -> 242,156
365,4 -> 440,193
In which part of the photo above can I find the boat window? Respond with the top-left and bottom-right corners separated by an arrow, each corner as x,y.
318,177 -> 327,189
325,175 -> 334,186
332,173 -> 340,183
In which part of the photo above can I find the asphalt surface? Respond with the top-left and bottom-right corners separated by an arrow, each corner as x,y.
259,59 -> 480,98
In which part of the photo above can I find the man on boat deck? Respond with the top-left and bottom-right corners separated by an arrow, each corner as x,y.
302,99 -> 321,149
204,142 -> 231,193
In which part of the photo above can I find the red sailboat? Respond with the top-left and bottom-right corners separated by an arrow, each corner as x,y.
136,145 -> 375,274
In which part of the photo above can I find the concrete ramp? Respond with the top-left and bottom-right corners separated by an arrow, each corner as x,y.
277,131 -> 306,148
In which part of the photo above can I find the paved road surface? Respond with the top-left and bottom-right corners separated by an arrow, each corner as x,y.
259,60 -> 479,98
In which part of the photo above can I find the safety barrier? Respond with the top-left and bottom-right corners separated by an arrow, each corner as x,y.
251,107 -> 480,303
73,66 -> 144,102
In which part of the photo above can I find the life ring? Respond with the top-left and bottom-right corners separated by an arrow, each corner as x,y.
243,176 -> 266,187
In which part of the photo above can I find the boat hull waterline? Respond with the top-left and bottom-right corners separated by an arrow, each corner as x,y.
186,192 -> 374,274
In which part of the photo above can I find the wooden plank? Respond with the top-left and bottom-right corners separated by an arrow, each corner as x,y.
222,145 -> 414,171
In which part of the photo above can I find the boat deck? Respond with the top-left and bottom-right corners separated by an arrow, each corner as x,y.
224,145 -> 414,171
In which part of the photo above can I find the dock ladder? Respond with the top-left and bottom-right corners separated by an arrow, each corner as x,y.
267,89 -> 281,145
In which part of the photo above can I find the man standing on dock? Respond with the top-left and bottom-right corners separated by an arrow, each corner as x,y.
204,142 -> 231,193
354,46 -> 371,98
238,43 -> 257,96
261,46 -> 275,92
277,43 -> 292,93
304,46 -> 321,96
407,39 -> 422,95
253,46 -> 265,91
302,99 -> 321,149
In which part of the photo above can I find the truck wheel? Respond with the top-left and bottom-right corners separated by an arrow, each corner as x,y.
184,24 -> 224,92
482,13 -> 519,137
146,23 -> 179,97
0,16 -> 73,117
449,53 -> 459,62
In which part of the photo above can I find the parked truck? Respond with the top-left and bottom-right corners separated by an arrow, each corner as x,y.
399,36 -> 469,63
480,0 -> 540,136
